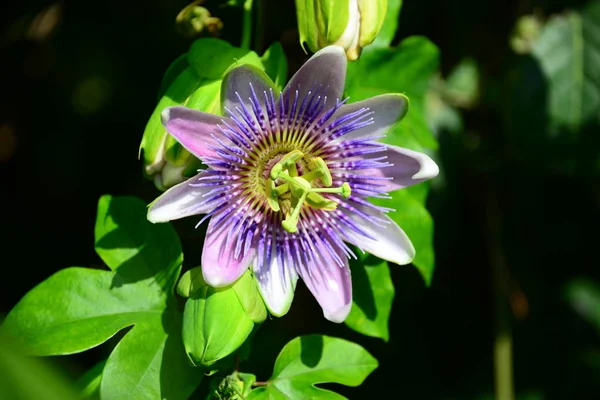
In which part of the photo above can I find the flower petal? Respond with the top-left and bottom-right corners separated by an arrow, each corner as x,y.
296,238 -> 353,323
221,65 -> 279,114
283,46 -> 347,108
375,145 -> 439,191
341,201 -> 416,265
202,216 -> 256,287
161,106 -> 227,160
253,253 -> 298,317
331,94 -> 409,142
147,171 -> 220,223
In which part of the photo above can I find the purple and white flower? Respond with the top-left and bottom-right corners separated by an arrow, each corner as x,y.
147,46 -> 438,323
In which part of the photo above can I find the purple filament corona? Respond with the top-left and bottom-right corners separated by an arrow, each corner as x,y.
186,82 -> 395,284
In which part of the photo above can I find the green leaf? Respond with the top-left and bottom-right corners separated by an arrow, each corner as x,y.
2,195 -> 203,399
157,53 -> 190,100
530,2 -> 600,132
261,42 -> 288,89
374,186 -> 435,286
181,269 -> 261,366
95,194 -> 183,286
371,0 -> 403,48
188,38 -> 263,80
565,278 -> 600,333
346,36 -> 440,150
0,331 -> 80,400
77,360 -> 105,400
101,314 -> 201,400
1,267 -> 165,355
185,78 -> 222,116
238,372 -> 257,397
247,335 -> 378,399
140,65 -> 202,170
345,254 -> 394,341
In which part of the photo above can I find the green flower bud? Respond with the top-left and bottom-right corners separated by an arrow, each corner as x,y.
295,0 -> 387,60
205,372 -> 256,400
175,1 -> 224,39
179,268 -> 267,367
139,39 -> 265,191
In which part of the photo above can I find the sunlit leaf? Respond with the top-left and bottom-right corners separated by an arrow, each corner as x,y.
247,335 -> 377,399
188,38 -> 263,80
1,267 -> 164,355
261,42 -> 288,89
346,36 -> 440,150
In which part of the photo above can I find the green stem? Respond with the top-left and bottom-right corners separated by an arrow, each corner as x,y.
241,0 -> 253,50
486,189 -> 515,400
253,0 -> 266,53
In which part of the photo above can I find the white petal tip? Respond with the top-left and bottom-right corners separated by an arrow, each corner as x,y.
160,107 -> 171,126
265,300 -> 293,318
146,208 -> 169,224
390,254 -> 415,266
316,45 -> 345,56
202,269 -> 234,288
412,153 -> 440,180
255,274 -> 297,317
324,302 -> 352,324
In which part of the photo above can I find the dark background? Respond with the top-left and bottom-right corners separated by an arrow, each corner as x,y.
1,0 -> 598,398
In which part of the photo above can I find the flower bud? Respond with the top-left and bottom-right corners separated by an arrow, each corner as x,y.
178,268 -> 266,367
295,0 -> 387,60
175,1 -> 224,39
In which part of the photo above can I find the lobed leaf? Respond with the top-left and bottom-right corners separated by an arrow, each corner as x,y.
247,335 -> 378,399
2,195 -> 203,399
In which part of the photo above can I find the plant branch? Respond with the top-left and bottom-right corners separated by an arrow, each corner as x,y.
241,0 -> 253,50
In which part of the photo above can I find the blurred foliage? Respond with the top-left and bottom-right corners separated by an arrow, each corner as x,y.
0,330 -> 80,400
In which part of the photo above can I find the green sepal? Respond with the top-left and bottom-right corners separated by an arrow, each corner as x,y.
181,269 -> 265,367
358,0 -> 388,47
140,66 -> 201,174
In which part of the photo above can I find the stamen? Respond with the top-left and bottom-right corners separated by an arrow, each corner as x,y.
265,151 -> 354,232
304,157 -> 332,186
270,150 -> 304,180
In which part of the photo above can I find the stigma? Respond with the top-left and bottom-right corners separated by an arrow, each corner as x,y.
265,150 -> 351,233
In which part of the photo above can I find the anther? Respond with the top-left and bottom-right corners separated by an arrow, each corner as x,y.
270,150 -> 304,180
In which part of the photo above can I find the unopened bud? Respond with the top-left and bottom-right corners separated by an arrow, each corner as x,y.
295,0 -> 387,60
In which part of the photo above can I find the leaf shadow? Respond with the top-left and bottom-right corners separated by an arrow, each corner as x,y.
349,254 -> 383,321
159,310 -> 204,399
300,335 -> 323,368
95,197 -> 180,290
